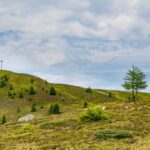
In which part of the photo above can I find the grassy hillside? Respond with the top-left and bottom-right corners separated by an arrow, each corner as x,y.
0,70 -> 150,150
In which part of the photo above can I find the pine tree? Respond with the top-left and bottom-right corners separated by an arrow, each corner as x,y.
53,104 -> 60,114
50,87 -> 56,95
48,103 -> 60,115
48,104 -> 54,115
83,101 -> 88,108
85,87 -> 92,93
31,103 -> 37,112
2,115 -> 6,124
29,86 -> 36,95
108,92 -> 112,98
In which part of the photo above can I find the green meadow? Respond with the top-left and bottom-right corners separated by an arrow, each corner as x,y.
0,70 -> 149,150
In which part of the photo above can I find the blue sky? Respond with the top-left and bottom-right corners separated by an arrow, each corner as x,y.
0,0 -> 150,91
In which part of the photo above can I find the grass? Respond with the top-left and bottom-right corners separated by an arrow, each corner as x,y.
0,70 -> 150,149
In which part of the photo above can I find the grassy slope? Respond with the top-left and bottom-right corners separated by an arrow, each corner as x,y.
0,70 -> 150,150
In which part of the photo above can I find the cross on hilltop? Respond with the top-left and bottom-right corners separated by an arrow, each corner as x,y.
0,60 -> 4,70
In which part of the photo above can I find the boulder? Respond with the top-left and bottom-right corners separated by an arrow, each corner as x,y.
18,114 -> 35,122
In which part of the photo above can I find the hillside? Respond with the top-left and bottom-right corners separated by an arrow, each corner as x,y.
0,70 -> 150,150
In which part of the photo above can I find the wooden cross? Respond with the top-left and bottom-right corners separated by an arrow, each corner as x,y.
0,60 -> 4,70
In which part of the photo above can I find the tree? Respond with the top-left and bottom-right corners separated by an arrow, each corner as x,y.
83,101 -> 88,108
50,87 -> 56,95
48,103 -> 60,115
31,103 -> 37,112
122,66 -> 147,101
85,87 -> 92,93
2,115 -> 6,124
53,104 -> 60,114
108,92 -> 112,98
29,86 -> 36,95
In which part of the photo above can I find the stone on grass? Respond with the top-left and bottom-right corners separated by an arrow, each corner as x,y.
18,114 -> 35,122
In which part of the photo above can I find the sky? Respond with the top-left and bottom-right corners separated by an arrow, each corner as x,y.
0,0 -> 150,91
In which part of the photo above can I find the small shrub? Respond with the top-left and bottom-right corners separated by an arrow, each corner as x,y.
29,86 -> 36,95
31,103 -> 37,112
85,87 -> 92,93
48,103 -> 60,115
1,115 -> 6,124
95,130 -> 132,139
50,87 -> 56,95
80,107 -> 107,122
83,101 -> 88,108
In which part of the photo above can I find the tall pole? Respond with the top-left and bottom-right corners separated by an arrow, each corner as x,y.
0,60 -> 4,70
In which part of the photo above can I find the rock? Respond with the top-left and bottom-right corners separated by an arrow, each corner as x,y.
18,114 -> 35,122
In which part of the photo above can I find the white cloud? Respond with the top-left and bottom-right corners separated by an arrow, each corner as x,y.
0,0 -> 150,91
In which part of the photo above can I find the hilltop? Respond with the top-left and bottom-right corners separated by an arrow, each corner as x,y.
0,70 -> 150,150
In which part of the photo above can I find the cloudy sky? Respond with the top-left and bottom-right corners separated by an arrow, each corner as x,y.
0,0 -> 150,91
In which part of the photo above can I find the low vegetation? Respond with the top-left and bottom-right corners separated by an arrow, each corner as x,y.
95,130 -> 132,139
80,106 -> 107,122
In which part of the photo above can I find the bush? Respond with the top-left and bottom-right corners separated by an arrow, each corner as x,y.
95,130 -> 132,139
83,101 -> 88,108
85,87 -> 92,93
48,103 -> 60,115
80,107 -> 107,122
50,87 -> 56,95
29,86 -> 36,95
1,115 -> 6,124
31,103 -> 37,112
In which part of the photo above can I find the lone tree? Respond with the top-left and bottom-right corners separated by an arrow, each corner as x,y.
122,66 -> 147,101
